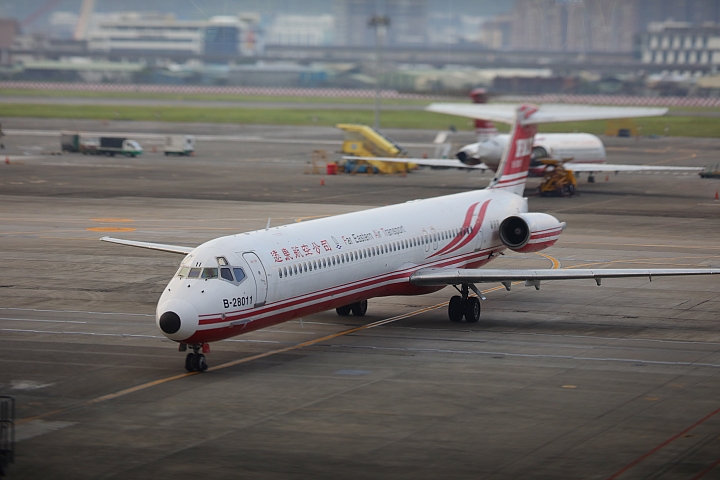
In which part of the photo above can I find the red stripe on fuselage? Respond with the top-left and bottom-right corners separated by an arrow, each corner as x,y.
199,246 -> 495,327
184,249 -> 498,344
434,200 -> 491,257
429,202 -> 479,258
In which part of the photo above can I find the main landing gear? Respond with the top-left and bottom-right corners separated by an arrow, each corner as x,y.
336,299 -> 368,317
448,284 -> 482,323
180,343 -> 208,372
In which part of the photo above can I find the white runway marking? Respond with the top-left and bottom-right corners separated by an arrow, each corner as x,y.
15,420 -> 76,442
0,307 -> 153,317
330,343 -> 720,369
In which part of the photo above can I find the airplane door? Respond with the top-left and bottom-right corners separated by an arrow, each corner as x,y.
472,210 -> 485,251
240,252 -> 268,307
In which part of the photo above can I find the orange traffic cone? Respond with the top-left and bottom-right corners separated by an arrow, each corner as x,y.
4,156 -> 8,165
605,175 -> 609,182
320,178 -> 325,186
715,190 -> 719,200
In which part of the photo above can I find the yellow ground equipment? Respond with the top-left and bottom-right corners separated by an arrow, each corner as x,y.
336,123 -> 416,174
605,118 -> 638,137
538,160 -> 577,197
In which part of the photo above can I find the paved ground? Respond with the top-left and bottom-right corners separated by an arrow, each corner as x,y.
1,118 -> 720,479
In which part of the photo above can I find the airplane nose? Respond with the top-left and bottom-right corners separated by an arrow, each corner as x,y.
156,298 -> 198,342
159,311 -> 181,334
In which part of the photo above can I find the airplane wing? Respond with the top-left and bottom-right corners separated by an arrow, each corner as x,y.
410,267 -> 720,289
426,104 -> 668,125
562,163 -> 703,173
343,156 -> 489,170
100,236 -> 194,255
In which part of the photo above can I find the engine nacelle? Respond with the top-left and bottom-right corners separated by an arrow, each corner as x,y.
499,213 -> 565,253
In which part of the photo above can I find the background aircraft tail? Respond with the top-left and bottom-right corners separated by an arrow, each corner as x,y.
487,105 -> 538,196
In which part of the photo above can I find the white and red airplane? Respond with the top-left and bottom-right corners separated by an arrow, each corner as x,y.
435,90 -> 665,177
102,104 -> 719,372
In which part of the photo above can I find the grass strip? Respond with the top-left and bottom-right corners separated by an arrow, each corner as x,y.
0,88 -> 438,106
0,103 -> 717,137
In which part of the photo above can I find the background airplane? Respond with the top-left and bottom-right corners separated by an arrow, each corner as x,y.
102,104 -> 719,372
350,103 -> 701,195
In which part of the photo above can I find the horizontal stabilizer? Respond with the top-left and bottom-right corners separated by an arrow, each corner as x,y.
426,104 -> 668,125
342,156 -> 488,170
100,236 -> 194,255
561,163 -> 702,173
410,267 -> 720,286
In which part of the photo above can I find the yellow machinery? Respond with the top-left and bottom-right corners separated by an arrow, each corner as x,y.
538,160 -> 577,197
336,123 -> 416,174
605,118 -> 638,137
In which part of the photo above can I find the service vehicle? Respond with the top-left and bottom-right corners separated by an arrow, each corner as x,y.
80,137 -> 143,157
164,135 -> 195,156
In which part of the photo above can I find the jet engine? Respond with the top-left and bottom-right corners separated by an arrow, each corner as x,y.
499,213 -> 565,253
456,138 -> 505,170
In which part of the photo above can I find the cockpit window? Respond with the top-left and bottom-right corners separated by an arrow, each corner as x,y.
233,267 -> 246,283
201,268 -> 218,279
188,268 -> 201,278
220,267 -> 233,282
177,266 -> 190,277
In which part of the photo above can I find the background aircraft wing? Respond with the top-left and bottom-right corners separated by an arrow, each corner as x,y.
100,236 -> 194,254
562,163 -> 703,173
410,267 -> 720,288
342,155 -> 489,170
426,104 -> 668,125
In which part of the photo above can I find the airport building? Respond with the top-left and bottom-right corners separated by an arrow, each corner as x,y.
86,13 -> 263,58
639,22 -> 720,67
266,15 -> 335,46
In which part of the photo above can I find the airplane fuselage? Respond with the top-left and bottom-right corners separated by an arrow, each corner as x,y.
157,189 -> 536,345
458,133 -> 606,174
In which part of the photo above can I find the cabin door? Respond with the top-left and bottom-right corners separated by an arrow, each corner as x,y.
240,252 -> 268,307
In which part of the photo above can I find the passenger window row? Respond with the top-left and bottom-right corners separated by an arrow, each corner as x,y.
277,226 -> 473,279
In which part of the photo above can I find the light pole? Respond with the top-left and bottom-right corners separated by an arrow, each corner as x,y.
368,15 -> 390,130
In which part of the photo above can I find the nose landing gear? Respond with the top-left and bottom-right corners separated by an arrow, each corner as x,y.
448,284 -> 482,323
181,343 -> 209,372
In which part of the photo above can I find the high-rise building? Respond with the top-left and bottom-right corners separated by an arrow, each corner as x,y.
334,0 -> 427,47
510,0 -> 638,52
508,0 -> 720,53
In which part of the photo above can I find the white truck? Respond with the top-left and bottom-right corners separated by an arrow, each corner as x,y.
164,135 -> 195,156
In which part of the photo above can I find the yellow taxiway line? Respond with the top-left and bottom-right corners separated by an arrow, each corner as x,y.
17,252 -> 562,425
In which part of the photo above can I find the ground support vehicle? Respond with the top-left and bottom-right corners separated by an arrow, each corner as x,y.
538,160 -> 577,197
700,164 -> 720,179
164,135 -> 195,156
80,137 -> 143,157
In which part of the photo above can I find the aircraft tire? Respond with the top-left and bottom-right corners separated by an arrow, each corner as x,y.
185,353 -> 195,372
448,296 -> 464,322
196,354 -> 208,372
464,297 -> 481,323
351,300 -> 368,316
336,305 -> 352,316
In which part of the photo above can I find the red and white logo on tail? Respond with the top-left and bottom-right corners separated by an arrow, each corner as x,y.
488,105 -> 538,196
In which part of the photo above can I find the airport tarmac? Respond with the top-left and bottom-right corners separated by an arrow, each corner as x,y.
1,119 -> 720,479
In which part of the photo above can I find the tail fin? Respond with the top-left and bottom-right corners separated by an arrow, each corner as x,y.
487,105 -> 538,196
470,88 -> 498,141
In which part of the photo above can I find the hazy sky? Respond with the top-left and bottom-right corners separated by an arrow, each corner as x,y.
3,0 -> 514,27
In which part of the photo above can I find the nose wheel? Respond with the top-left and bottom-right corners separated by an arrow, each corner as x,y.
447,284 -> 482,323
185,353 -> 208,372
183,344 -> 209,372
